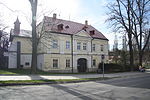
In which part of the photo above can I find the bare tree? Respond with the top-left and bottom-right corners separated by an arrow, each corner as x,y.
29,0 -> 38,73
130,0 -> 150,66
28,0 -> 57,73
107,0 -> 134,68
0,28 -> 9,68
107,0 -> 150,67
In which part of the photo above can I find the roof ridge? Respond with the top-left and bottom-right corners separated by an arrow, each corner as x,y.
44,16 -> 90,27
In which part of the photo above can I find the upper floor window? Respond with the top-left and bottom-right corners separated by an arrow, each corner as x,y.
66,59 -> 70,68
77,42 -> 81,50
53,59 -> 58,68
83,43 -> 87,50
101,45 -> 104,51
52,40 -> 58,48
92,44 -> 96,51
66,41 -> 70,49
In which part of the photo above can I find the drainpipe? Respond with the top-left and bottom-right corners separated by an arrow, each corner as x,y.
91,38 -> 94,70
17,41 -> 21,69
71,34 -> 73,73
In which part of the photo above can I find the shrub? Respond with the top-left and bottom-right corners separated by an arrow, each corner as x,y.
98,63 -> 123,72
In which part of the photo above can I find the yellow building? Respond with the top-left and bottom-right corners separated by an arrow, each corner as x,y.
9,14 -> 109,73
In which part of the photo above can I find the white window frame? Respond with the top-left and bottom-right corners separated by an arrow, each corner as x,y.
66,41 -> 70,49
53,59 -> 58,68
101,45 -> 104,51
92,44 -> 96,51
77,42 -> 81,50
93,59 -> 96,67
66,59 -> 70,68
83,43 -> 87,50
52,40 -> 58,49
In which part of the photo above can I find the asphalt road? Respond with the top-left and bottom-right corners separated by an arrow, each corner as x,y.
0,73 -> 150,100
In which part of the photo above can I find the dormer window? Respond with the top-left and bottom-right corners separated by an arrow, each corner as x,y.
82,26 -> 88,31
65,25 -> 69,29
90,30 -> 95,35
57,24 -> 63,30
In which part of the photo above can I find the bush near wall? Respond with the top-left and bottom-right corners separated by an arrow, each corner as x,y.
98,63 -> 139,72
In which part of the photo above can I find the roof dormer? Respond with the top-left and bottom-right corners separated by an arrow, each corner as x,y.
90,30 -> 95,35
57,24 -> 63,30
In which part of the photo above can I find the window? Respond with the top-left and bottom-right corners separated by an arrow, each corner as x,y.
66,41 -> 70,49
25,62 -> 30,66
77,42 -> 81,50
52,40 -> 58,48
83,43 -> 87,50
66,59 -> 70,67
53,59 -> 58,68
101,45 -> 104,51
92,44 -> 96,51
93,59 -> 96,67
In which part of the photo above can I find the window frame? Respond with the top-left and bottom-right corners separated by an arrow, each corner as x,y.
92,59 -> 96,67
101,45 -> 104,51
53,59 -> 58,68
92,44 -> 96,51
66,59 -> 70,68
52,40 -> 58,49
77,42 -> 81,50
66,41 -> 70,49
83,43 -> 87,50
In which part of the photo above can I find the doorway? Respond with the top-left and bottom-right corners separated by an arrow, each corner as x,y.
77,58 -> 87,72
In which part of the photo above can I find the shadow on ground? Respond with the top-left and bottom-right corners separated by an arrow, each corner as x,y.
96,73 -> 150,89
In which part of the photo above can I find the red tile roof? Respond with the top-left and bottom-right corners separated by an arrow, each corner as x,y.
41,16 -> 108,40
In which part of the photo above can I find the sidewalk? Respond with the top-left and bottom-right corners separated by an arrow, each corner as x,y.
0,72 -> 146,81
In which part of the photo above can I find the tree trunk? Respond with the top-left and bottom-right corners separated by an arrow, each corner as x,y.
139,50 -> 143,66
30,0 -> 38,74
128,34 -> 134,71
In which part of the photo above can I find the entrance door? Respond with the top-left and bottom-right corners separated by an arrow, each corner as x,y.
77,58 -> 87,72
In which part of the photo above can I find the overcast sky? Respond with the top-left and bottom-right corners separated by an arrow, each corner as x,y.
0,0 -> 121,50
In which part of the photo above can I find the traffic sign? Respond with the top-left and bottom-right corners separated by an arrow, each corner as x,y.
101,54 -> 105,60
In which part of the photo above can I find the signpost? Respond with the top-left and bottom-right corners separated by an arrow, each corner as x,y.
101,54 -> 105,79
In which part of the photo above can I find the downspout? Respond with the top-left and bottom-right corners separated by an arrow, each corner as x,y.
91,38 -> 94,70
71,34 -> 73,73
17,41 -> 21,69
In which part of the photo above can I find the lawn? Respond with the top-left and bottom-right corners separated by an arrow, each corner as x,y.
0,68 -> 133,75
0,69 -> 97,75
0,69 -> 32,75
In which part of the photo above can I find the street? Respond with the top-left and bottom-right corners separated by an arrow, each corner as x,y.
0,73 -> 150,100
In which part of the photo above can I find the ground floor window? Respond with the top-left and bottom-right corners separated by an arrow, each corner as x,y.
93,59 -> 96,67
53,59 -> 58,68
66,59 -> 70,68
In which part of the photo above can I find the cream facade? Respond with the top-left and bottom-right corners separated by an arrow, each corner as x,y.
8,36 -> 32,68
36,30 -> 109,72
8,16 -> 109,73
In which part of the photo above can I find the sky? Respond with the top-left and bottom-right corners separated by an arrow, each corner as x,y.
0,0 -> 121,50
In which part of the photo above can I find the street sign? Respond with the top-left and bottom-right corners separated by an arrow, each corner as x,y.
101,54 -> 105,60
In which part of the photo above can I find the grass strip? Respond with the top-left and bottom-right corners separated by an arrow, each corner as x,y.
0,69 -> 131,75
0,77 -> 111,84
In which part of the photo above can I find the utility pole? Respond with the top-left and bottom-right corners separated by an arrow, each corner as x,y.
29,0 -> 38,74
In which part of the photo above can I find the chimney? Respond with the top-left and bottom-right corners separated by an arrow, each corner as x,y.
14,17 -> 21,35
53,13 -> 57,19
85,20 -> 88,26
